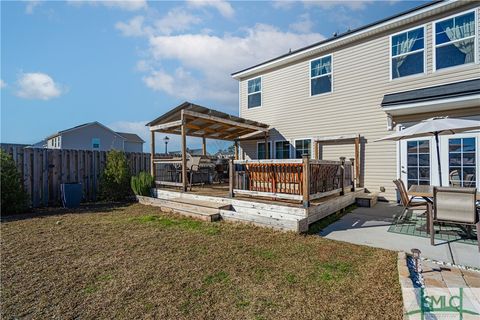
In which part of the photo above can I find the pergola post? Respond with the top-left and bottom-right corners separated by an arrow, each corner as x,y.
181,111 -> 188,192
202,136 -> 207,156
234,140 -> 239,160
354,135 -> 360,187
150,131 -> 155,178
314,141 -> 319,160
264,132 -> 269,159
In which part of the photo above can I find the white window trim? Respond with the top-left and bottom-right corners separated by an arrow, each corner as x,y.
433,8 -> 478,72
274,140 -> 291,159
247,76 -> 262,109
400,137 -> 434,186
389,24 -> 427,81
439,132 -> 479,188
256,140 -> 272,159
293,138 -> 313,158
309,54 -> 333,97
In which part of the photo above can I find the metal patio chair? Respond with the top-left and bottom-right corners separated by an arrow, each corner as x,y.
427,187 -> 479,251
393,179 -> 428,221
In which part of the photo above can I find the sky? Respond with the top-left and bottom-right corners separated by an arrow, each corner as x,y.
1,0 -> 426,152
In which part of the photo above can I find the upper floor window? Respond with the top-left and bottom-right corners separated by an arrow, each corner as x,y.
294,139 -> 311,158
391,27 -> 424,79
310,55 -> 332,96
435,11 -> 476,70
247,77 -> 261,108
275,141 -> 290,159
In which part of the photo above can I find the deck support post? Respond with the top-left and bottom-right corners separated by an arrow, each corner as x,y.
150,131 -> 155,178
349,158 -> 355,192
354,135 -> 360,187
181,111 -> 188,192
302,155 -> 310,208
229,158 -> 235,198
340,157 -> 346,196
313,141 -> 319,160
264,132 -> 269,159
234,140 -> 239,160
202,136 -> 207,156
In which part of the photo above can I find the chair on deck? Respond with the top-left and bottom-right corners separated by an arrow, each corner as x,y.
187,156 -> 202,191
393,179 -> 428,220
427,187 -> 479,251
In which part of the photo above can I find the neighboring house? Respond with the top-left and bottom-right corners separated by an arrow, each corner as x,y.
46,122 -> 144,152
232,0 -> 480,201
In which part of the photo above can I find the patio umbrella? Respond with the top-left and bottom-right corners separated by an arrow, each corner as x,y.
376,117 -> 480,186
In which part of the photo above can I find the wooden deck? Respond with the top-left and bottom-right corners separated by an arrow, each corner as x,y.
145,185 -> 366,232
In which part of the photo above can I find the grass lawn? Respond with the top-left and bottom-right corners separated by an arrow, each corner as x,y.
1,203 -> 403,319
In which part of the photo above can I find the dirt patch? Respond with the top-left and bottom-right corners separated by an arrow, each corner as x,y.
1,203 -> 402,319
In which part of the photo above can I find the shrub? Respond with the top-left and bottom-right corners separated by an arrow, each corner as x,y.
1,150 -> 28,214
131,171 -> 153,196
99,150 -> 132,201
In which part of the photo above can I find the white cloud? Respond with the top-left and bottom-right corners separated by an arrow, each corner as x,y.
0,80 -> 6,89
109,120 -> 150,143
154,8 -> 202,35
289,13 -> 314,33
187,0 -> 234,18
138,24 -> 324,109
15,72 -> 64,100
115,16 -> 149,37
68,0 -> 147,11
271,0 -> 295,10
115,9 -> 201,37
25,0 -> 41,14
303,0 -> 373,11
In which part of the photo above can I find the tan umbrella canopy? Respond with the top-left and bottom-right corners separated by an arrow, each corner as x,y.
377,117 -> 480,186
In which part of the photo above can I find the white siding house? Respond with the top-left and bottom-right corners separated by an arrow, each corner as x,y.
232,1 -> 480,201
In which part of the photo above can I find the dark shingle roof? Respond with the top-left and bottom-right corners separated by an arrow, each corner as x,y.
115,132 -> 145,143
382,78 -> 480,107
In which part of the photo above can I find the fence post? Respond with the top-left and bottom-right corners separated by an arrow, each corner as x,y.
340,157 -> 345,196
229,158 -> 235,198
349,157 -> 355,192
302,154 -> 310,208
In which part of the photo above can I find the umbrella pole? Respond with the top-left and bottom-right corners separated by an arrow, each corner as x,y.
435,132 -> 442,187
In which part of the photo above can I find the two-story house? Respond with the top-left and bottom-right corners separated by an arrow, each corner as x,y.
46,121 -> 145,152
232,0 -> 480,201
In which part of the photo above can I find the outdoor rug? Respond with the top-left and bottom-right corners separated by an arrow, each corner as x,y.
388,210 -> 478,246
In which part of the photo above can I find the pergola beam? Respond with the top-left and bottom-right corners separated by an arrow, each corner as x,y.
150,119 -> 184,132
183,110 -> 268,133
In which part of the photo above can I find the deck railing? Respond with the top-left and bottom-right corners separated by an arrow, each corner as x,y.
230,156 -> 355,207
153,158 -> 184,187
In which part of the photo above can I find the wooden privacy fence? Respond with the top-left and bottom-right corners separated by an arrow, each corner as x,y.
1,146 -> 151,207
230,156 -> 355,207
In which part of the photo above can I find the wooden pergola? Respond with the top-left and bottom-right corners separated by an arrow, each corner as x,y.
146,102 -> 269,191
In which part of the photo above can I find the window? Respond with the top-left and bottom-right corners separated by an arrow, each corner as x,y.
391,27 -> 424,79
294,139 -> 311,158
275,141 -> 290,159
435,11 -> 476,70
448,137 -> 476,187
247,77 -> 261,108
406,140 -> 430,188
310,55 -> 332,96
257,141 -> 271,159
92,138 -> 100,149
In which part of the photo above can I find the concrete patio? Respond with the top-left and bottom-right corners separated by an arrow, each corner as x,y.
320,202 -> 480,269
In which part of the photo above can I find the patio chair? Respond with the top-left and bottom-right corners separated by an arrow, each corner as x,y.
393,179 -> 428,220
187,156 -> 202,191
427,187 -> 479,251
449,170 -> 462,187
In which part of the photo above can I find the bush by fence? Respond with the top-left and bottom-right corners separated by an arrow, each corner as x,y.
0,146 -> 151,208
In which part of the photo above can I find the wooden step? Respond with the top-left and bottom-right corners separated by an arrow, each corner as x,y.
136,196 -> 223,222
355,192 -> 379,208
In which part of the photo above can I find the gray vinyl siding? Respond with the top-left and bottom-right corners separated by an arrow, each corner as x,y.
60,124 -> 124,151
124,141 -> 143,153
238,4 -> 480,200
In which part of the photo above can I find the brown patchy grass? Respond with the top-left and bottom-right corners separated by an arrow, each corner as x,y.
1,203 -> 403,319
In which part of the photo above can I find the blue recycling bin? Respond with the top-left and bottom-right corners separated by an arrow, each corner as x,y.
61,183 -> 83,208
